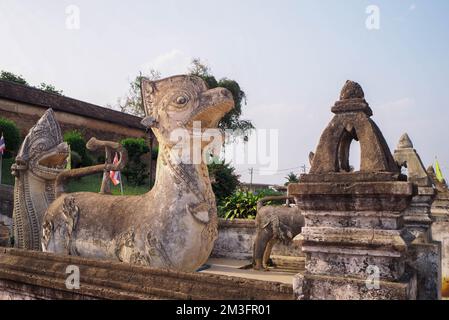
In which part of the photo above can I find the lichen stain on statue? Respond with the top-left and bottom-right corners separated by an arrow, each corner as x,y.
42,75 -> 234,272
12,109 -> 69,251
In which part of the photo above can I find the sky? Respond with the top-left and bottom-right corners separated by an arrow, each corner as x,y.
1,0 -> 449,184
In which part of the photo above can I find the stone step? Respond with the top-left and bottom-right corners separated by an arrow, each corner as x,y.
0,248 -> 294,300
270,255 -> 305,272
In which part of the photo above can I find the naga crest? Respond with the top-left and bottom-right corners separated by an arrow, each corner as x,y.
12,109 -> 69,251
13,109 -> 69,180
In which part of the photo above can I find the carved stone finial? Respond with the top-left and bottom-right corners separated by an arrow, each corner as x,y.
397,133 -> 414,149
340,80 -> 365,100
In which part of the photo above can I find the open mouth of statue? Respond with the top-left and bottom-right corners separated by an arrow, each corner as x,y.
189,100 -> 234,129
37,142 -> 70,171
38,152 -> 68,170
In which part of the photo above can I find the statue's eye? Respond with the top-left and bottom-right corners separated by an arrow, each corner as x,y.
175,95 -> 188,105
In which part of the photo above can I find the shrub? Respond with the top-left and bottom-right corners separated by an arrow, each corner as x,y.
0,118 -> 21,158
219,191 -> 258,220
63,130 -> 92,167
219,189 -> 284,220
70,151 -> 82,168
120,138 -> 150,186
208,161 -> 240,205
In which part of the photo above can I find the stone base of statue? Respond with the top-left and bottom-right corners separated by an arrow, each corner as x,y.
290,178 -> 418,300
288,80 -> 426,300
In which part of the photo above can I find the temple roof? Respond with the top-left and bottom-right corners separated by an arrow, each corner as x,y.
0,80 -> 144,130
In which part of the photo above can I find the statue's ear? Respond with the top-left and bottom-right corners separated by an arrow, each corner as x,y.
140,78 -> 156,117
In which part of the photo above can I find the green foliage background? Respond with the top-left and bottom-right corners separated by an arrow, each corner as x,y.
0,117 -> 20,158
63,130 -> 92,167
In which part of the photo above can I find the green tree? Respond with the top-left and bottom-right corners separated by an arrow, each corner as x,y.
115,59 -> 254,136
0,71 -> 28,85
208,160 -> 240,205
0,70 -> 63,94
38,83 -> 63,95
188,59 -> 254,136
284,172 -> 299,186
118,70 -> 161,117
63,130 -> 92,168
120,138 -> 150,186
0,118 -> 21,158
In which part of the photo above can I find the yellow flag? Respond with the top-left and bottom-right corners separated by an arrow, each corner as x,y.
66,145 -> 72,170
435,159 -> 445,183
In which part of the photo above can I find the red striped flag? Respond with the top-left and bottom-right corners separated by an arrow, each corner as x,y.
109,153 -> 121,186
0,134 -> 5,155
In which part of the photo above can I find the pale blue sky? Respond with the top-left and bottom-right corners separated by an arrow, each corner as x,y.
1,0 -> 448,184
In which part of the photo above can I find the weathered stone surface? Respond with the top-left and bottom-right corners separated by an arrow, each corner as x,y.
0,222 -> 10,247
394,133 -> 432,187
408,243 -> 441,300
293,271 -> 417,300
393,134 -> 434,242
212,219 -> 255,260
42,75 -> 235,272
311,83 -> 398,174
289,81 -> 418,300
211,219 -> 304,267
253,196 -> 304,270
0,248 -> 293,300
428,168 -> 449,297
12,109 -> 69,251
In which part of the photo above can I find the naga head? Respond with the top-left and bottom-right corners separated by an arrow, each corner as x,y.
14,109 -> 69,180
140,75 -> 234,148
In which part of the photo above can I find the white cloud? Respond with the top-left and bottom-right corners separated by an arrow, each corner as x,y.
140,49 -> 191,76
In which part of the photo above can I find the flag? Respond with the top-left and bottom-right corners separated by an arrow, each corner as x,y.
109,153 -> 121,186
0,134 -> 5,155
435,159 -> 445,183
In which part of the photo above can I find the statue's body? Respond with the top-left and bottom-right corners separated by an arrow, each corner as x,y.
253,196 -> 304,270
12,109 -> 69,250
42,75 -> 234,272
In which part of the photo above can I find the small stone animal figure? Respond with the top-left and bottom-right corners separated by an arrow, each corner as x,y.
42,75 -> 234,272
253,196 -> 304,270
12,109 -> 69,250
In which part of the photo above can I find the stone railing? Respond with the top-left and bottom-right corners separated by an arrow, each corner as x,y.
0,248 -> 293,300
211,218 -> 303,261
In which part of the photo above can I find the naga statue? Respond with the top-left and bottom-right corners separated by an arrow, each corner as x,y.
11,109 -> 69,250
42,75 -> 234,272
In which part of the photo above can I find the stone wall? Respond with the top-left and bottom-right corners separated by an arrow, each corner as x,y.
0,248 -> 293,300
211,219 -> 302,260
431,215 -> 449,297
0,99 -> 146,143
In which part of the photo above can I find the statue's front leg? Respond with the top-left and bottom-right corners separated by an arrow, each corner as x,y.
253,228 -> 273,271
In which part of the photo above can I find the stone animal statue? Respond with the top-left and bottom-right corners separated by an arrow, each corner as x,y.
253,196 -> 304,270
11,109 -> 69,250
42,75 -> 234,272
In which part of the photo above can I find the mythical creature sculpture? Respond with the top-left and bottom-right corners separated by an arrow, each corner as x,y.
42,75 -> 234,272
12,109 -> 69,250
253,196 -> 304,270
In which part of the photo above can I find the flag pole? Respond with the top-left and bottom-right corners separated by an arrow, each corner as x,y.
0,132 -> 3,185
0,152 -> 3,185
119,171 -> 124,196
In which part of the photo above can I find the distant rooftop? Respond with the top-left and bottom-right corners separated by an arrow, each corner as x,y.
0,80 -> 144,130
